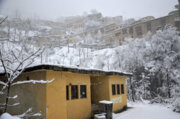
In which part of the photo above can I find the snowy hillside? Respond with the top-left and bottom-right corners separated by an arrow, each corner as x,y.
29,27 -> 180,112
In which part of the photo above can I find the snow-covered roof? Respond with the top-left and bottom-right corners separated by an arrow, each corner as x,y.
23,64 -> 132,76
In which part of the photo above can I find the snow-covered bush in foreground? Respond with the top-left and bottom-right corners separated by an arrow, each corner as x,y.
173,97 -> 180,112
0,113 -> 20,119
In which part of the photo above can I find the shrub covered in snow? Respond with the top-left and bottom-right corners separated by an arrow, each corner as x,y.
0,113 -> 20,119
173,97 -> 180,112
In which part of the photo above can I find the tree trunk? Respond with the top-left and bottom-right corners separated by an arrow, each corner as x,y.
67,38 -> 69,53
167,73 -> 171,98
4,82 -> 11,112
130,77 -> 135,102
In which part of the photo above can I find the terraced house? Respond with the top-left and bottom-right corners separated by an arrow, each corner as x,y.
109,11 -> 180,44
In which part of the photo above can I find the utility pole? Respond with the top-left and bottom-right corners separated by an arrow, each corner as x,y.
175,0 -> 180,31
179,0 -> 180,17
177,0 -> 180,31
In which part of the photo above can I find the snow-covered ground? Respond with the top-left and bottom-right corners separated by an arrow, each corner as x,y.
1,103 -> 179,119
114,103 -> 180,119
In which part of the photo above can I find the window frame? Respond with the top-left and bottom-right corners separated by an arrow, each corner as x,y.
146,22 -> 152,31
117,84 -> 120,95
129,27 -> 133,35
122,28 -> 127,34
115,32 -> 121,37
80,85 -> 87,99
71,85 -> 78,100
66,85 -> 69,100
112,84 -> 116,95
135,26 -> 142,36
121,84 -> 124,94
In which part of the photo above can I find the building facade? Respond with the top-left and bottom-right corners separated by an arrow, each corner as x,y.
0,65 -> 131,119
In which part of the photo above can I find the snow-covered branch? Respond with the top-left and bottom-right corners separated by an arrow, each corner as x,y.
12,79 -> 55,86
8,95 -> 18,99
0,81 -> 7,86
0,16 -> 8,24
0,103 -> 20,107
17,108 -> 41,118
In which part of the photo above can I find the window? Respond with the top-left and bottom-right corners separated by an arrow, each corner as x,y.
146,22 -> 151,31
105,27 -> 115,33
156,26 -> 162,30
112,84 -> 116,95
117,84 -> 120,95
100,28 -> 104,33
94,30 -> 98,34
135,26 -> 142,36
71,85 -> 78,99
129,27 -> 133,35
122,28 -> 127,34
80,85 -> 87,98
115,32 -> 121,37
66,85 -> 69,100
121,84 -> 124,94
26,76 -> 30,81
160,18 -> 166,27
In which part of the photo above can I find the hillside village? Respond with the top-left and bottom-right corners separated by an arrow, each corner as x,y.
0,1 -> 180,119
0,8 -> 179,49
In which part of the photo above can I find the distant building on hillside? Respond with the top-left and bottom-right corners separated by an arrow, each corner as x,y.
137,16 -> 155,23
87,13 -> 102,20
109,12 -> 179,44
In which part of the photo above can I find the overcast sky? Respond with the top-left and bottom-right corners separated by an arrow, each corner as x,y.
0,0 -> 178,20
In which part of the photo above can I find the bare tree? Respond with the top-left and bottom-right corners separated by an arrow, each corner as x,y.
0,16 -> 8,25
0,41 -> 55,119
0,41 -> 42,112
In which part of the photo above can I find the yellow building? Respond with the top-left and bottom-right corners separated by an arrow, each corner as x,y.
0,65 -> 131,119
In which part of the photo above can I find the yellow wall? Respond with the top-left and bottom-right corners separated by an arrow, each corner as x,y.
65,72 -> 91,119
0,71 -> 47,119
46,70 -> 67,119
46,70 -> 91,119
91,75 -> 127,112
108,76 -> 127,112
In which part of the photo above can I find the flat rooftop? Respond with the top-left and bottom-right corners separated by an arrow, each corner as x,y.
22,64 -> 132,76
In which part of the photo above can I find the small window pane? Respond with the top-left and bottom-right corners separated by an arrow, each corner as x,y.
80,85 -> 87,98
26,76 -> 30,81
135,26 -> 142,36
112,84 -> 116,95
117,84 -> 120,94
146,22 -> 151,31
115,32 -> 121,37
160,18 -> 166,27
66,85 -> 69,100
71,85 -> 78,99
122,28 -> 127,34
129,27 -> 133,34
121,84 -> 124,94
